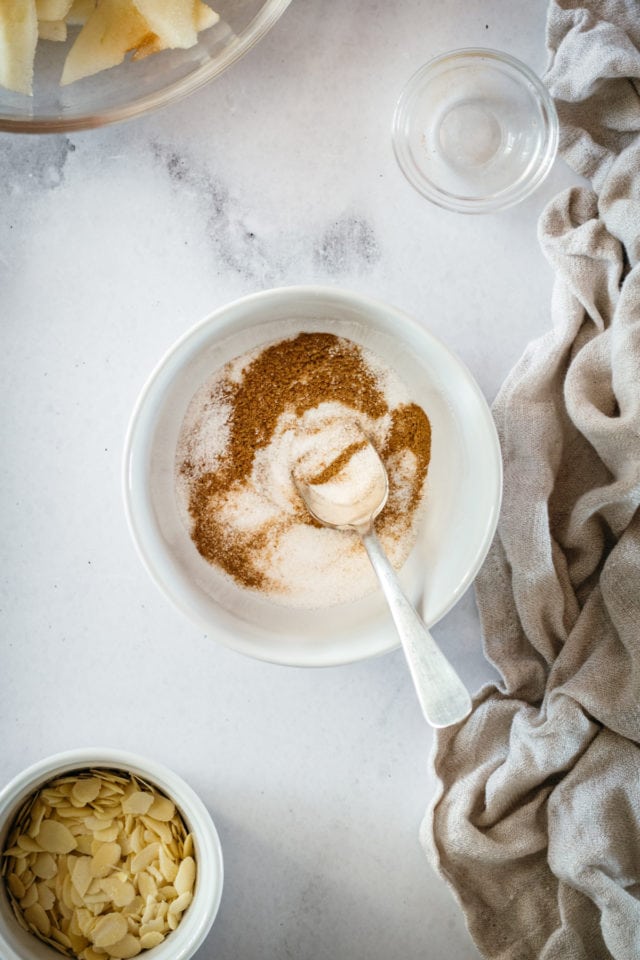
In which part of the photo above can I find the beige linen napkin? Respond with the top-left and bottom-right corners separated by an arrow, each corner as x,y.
423,3 -> 640,958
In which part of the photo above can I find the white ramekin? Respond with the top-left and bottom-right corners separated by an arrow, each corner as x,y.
0,749 -> 223,960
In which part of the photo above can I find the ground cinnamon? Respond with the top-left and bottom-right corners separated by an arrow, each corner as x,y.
178,332 -> 431,596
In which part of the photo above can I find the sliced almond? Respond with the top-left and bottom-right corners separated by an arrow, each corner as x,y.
90,842 -> 121,878
121,791 -> 153,816
174,856 -> 195,896
71,778 -> 102,806
146,796 -> 175,822
101,875 -> 136,907
130,842 -> 159,874
81,948 -> 106,960
168,890 -> 192,916
141,816 -> 172,844
140,916 -> 164,935
67,930 -> 90,954
91,911 -> 128,947
36,881 -> 56,911
72,856 -> 93,898
51,927 -> 73,949
74,905 -> 95,937
7,872 -> 26,899
10,898 -> 29,931
139,929 -> 164,949
16,834 -> 41,853
182,833 -> 194,858
121,894 -> 144,917
136,870 -> 156,901
12,856 -> 28,877
156,884 -> 176,901
38,818 -> 77,854
94,824 -> 119,843
107,932 -> 142,959
32,852 -> 57,880
24,901 -> 51,937
158,845 -> 178,883
76,834 -> 94,855
2,846 -> 28,858
83,815 -> 110,832
19,883 -> 39,910
27,800 -> 47,838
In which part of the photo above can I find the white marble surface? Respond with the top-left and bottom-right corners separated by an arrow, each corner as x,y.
0,2 -> 580,958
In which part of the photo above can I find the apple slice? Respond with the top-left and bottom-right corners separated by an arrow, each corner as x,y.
131,0 -> 199,50
196,1 -> 219,31
64,0 -> 96,26
130,32 -> 163,61
61,0 -> 153,85
36,0 -> 73,19
38,20 -> 68,41
0,0 -> 38,94
132,2 -> 218,61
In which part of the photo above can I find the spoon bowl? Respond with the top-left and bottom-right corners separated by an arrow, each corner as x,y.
294,433 -> 389,531
295,434 -> 472,728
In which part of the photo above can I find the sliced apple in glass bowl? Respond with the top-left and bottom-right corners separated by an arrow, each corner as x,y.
0,0 -> 220,93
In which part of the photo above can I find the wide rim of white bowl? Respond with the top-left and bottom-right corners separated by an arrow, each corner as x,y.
123,285 -> 503,668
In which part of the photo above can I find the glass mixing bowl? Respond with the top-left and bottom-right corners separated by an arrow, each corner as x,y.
0,0 -> 291,134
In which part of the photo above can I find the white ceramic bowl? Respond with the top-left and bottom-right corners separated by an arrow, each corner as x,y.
0,749 -> 223,960
123,285 -> 502,667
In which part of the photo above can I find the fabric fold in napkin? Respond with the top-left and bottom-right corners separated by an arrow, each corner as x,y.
423,2 -> 640,958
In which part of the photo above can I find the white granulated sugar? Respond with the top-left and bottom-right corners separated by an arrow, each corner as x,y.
215,482 -> 280,533
359,346 -> 409,409
266,523 -> 378,607
177,381 -> 230,470
175,333 -> 431,609
386,449 -> 418,513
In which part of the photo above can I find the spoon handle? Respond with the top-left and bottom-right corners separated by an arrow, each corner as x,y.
361,528 -> 472,728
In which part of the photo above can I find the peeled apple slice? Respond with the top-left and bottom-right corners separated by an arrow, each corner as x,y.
130,33 -> 164,62
65,0 -> 96,26
196,1 -> 219,31
0,0 -> 38,94
36,0 -> 73,19
38,20 -> 68,41
131,0 -> 201,49
61,0 -> 153,85
131,1 -> 217,60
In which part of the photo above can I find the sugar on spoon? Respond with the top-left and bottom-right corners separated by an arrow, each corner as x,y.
294,432 -> 472,728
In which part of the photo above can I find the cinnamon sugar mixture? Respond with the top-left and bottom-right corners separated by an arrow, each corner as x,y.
176,332 -> 431,607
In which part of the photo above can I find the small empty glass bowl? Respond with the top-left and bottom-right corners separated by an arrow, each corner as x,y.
392,48 -> 558,213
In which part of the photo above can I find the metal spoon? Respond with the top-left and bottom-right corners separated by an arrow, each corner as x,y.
295,438 -> 472,728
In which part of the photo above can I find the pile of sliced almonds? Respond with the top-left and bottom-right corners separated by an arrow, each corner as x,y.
0,0 -> 220,96
1,769 -> 197,959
